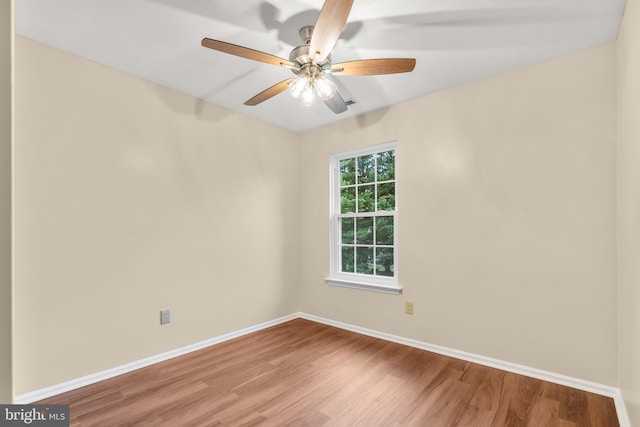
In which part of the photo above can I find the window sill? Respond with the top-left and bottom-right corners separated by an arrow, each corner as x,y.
325,277 -> 402,295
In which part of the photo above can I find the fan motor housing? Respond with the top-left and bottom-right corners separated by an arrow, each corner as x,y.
289,25 -> 332,75
289,44 -> 311,64
290,44 -> 332,76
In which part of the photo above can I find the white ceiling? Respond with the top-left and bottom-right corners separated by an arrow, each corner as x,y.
16,0 -> 626,133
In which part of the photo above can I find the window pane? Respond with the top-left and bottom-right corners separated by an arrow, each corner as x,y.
340,158 -> 356,186
356,247 -> 374,275
331,145 -> 397,285
341,246 -> 354,273
376,216 -> 394,245
341,187 -> 356,213
377,150 -> 395,181
357,154 -> 375,184
341,218 -> 354,244
376,248 -> 394,277
356,217 -> 373,245
377,182 -> 395,211
358,185 -> 375,212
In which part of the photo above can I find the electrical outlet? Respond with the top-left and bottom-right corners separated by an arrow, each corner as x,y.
160,309 -> 171,325
405,301 -> 414,315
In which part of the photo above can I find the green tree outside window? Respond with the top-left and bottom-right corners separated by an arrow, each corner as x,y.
338,149 -> 395,277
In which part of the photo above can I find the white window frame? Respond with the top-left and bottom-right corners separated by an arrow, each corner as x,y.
325,141 -> 401,295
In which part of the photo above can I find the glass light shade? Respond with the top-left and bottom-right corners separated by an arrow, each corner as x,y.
314,74 -> 337,101
300,82 -> 316,106
289,75 -> 309,99
289,70 -> 336,106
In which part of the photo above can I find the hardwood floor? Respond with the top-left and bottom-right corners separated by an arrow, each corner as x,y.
38,319 -> 619,426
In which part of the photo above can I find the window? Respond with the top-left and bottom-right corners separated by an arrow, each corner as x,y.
326,142 -> 400,294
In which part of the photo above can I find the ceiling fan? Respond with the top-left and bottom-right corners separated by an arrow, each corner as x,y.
201,0 -> 416,114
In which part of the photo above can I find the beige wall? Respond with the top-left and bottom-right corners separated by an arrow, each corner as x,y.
618,0 -> 640,422
13,36 -> 300,394
0,0 -> 13,404
298,44 -> 618,386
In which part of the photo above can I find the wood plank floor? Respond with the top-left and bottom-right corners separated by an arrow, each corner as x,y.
38,318 -> 619,426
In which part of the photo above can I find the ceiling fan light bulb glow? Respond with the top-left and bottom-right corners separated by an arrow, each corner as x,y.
300,81 -> 316,106
314,74 -> 337,101
289,75 -> 309,99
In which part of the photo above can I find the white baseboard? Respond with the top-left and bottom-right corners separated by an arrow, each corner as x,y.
14,313 -> 298,404
298,313 -> 630,427
15,311 -> 630,426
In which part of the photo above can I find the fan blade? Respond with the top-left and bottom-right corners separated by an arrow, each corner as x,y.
244,78 -> 295,106
201,38 -> 294,68
309,0 -> 354,63
331,58 -> 416,76
323,90 -> 348,114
